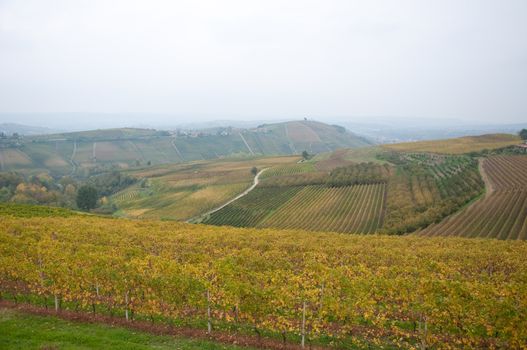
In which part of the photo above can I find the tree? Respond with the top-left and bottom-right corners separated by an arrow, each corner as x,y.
302,151 -> 310,160
520,129 -> 527,140
251,167 -> 258,176
76,185 -> 98,211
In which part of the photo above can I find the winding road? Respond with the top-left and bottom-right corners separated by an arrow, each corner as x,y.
188,167 -> 268,223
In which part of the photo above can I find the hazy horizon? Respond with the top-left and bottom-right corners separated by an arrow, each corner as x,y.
1,0 -> 526,124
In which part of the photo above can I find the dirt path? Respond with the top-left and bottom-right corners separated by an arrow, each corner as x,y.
239,132 -> 254,155
92,142 -> 97,162
69,141 -> 77,176
479,158 -> 494,197
189,168 -> 268,223
171,139 -> 185,161
285,124 -> 297,154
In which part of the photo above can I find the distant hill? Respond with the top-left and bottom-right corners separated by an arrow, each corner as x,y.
0,123 -> 60,136
0,121 -> 372,176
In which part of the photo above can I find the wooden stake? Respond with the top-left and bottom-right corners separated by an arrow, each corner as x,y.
207,290 -> 212,334
54,294 -> 59,312
301,300 -> 306,348
125,291 -> 129,322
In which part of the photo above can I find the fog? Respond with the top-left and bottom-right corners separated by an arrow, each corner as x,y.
1,0 -> 526,126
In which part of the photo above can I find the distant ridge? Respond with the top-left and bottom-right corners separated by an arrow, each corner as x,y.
0,123 -> 60,136
0,120 -> 372,176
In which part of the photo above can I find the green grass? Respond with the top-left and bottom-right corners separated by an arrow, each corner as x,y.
0,308 -> 253,350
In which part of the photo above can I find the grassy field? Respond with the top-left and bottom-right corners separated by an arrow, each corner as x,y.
0,308 -> 250,350
1,213 -> 526,348
111,156 -> 300,220
420,155 -> 527,239
383,133 -> 520,154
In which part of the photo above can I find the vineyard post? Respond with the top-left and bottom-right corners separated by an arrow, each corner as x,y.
418,313 -> 428,350
54,294 -> 59,312
318,283 -> 324,319
301,300 -> 306,348
125,291 -> 129,322
207,289 -> 212,334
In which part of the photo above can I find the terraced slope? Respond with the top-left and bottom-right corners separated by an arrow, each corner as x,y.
420,155 -> 527,239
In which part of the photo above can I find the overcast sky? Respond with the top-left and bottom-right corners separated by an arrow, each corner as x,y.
0,0 -> 526,125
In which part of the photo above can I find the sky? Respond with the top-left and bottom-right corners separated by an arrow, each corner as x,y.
0,0 -> 526,126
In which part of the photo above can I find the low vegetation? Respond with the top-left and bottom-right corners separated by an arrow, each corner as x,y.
1,213 -> 526,348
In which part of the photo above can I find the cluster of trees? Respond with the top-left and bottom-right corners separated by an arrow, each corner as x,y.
381,154 -> 483,234
0,172 -> 77,207
0,170 -> 136,212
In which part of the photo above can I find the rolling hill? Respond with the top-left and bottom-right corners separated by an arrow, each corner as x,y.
0,121 -> 371,176
107,132 -> 525,237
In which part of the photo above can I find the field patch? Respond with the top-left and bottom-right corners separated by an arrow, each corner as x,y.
383,133 -> 520,154
259,184 -> 386,233
420,155 -> 527,239
0,149 -> 32,169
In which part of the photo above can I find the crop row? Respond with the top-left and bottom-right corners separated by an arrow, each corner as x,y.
483,155 -> 527,190
259,162 -> 315,179
203,186 -> 302,227
420,190 -> 527,240
259,183 -> 386,233
420,156 -> 527,239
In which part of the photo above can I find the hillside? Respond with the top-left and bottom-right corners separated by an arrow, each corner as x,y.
382,133 -> 520,154
420,155 -> 527,239
113,138 -> 527,236
111,156 -> 299,221
0,121 -> 371,176
1,212 -> 526,348
201,147 -> 486,235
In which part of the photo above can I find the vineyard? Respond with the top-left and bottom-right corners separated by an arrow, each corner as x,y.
420,155 -> 527,239
206,153 -> 484,235
383,133 -> 520,154
379,152 -> 484,234
258,184 -> 386,233
1,214 -> 526,349
110,156 -> 299,220
205,162 -> 389,234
